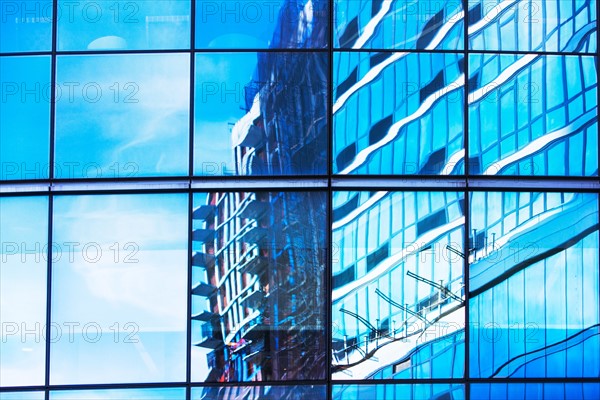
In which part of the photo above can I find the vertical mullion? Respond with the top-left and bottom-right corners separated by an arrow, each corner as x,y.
48,0 -> 58,181
189,0 -> 196,180
44,193 -> 54,400
186,191 -> 193,399
326,1 -> 334,399
462,0 -> 470,396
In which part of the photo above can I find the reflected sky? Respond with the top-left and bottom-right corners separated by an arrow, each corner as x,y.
1,56 -> 51,180
50,194 -> 188,384
0,0 -> 53,53
54,53 -> 189,178
194,52 -> 257,176
0,392 -> 45,400
49,388 -> 186,400
0,196 -> 48,387
332,383 -> 464,400
57,0 -> 191,51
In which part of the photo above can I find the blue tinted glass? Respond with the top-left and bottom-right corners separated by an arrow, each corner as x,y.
0,0 -> 52,53
54,53 -> 190,179
50,194 -> 188,384
192,385 -> 327,399
468,54 -> 598,176
468,0 -> 597,53
333,52 -> 464,175
191,191 -> 327,382
334,0 -> 464,50
332,191 -> 465,379
194,52 -> 328,176
332,383 -> 465,400
196,0 -> 329,49
0,196 -> 48,387
0,392 -> 45,400
471,383 -> 600,400
1,56 -> 51,180
57,0 -> 191,50
469,192 -> 600,378
50,388 -> 186,400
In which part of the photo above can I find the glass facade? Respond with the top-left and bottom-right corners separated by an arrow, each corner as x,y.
1,1 -> 599,400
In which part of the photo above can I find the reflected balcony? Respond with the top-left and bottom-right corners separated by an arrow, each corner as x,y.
193,205 -> 215,220
192,282 -> 217,298
238,199 -> 269,220
192,252 -> 215,269
238,254 -> 268,277
193,228 -> 215,243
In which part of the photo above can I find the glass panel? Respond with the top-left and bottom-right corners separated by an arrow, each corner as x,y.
470,383 -> 600,400
0,196 -> 48,387
332,191 -> 465,379
50,194 -> 188,384
196,0 -> 329,49
50,388 -> 186,400
57,0 -> 191,51
468,54 -> 598,176
192,385 -> 327,399
334,0 -> 464,50
190,191 -> 327,381
468,0 -> 597,53
1,56 -> 51,180
0,0 -> 52,53
469,192 -> 600,378
54,53 -> 189,179
333,52 -> 464,175
194,52 -> 328,176
332,384 -> 465,400
0,392 -> 45,400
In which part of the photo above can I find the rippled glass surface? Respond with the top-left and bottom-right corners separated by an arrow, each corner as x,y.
334,0 -> 463,50
0,197 -> 48,387
54,54 -> 189,179
191,191 -> 327,382
332,191 -> 465,379
333,52 -> 464,175
57,0 -> 191,50
468,0 -> 597,53
1,56 -> 51,180
50,194 -> 188,384
469,192 -> 600,378
196,0 -> 329,49
468,54 -> 598,176
194,52 -> 328,176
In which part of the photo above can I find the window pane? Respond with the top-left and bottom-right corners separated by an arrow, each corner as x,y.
333,52 -> 465,175
194,52 -> 328,176
0,392 -> 45,400
50,388 -> 186,400
468,0 -> 597,53
196,0 -> 329,49
191,191 -> 327,381
332,191 -> 465,380
1,56 -> 51,180
50,194 -> 188,384
470,383 -> 600,400
469,192 -> 600,378
0,196 -> 48,387
334,0 -> 464,50
192,385 -> 326,399
332,383 -> 465,400
468,54 -> 598,176
0,0 -> 52,53
54,54 -> 189,178
57,0 -> 191,51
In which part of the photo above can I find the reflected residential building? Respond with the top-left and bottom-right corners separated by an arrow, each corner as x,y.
191,2 -> 329,384
331,191 -> 466,380
191,191 -> 327,383
191,385 -> 326,400
231,0 -> 329,176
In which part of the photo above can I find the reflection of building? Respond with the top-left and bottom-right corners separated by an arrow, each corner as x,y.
331,191 -> 465,380
469,192 -> 600,378
231,0 -> 328,176
192,190 -> 326,383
